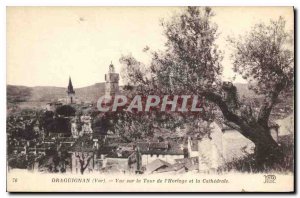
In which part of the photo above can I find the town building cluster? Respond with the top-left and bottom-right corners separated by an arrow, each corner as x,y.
7,63 -> 289,175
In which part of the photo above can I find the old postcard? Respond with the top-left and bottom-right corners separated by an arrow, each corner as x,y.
6,6 -> 294,192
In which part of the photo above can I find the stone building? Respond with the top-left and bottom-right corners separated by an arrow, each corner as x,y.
105,62 -> 119,96
186,119 -> 280,172
71,116 -> 93,138
135,142 -> 185,166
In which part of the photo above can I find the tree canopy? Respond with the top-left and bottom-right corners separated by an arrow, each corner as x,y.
55,105 -> 76,117
118,6 -> 294,168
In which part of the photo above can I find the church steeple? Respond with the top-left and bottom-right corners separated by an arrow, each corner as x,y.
66,76 -> 76,104
67,76 -> 75,94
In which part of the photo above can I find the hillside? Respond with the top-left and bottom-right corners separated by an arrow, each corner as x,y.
7,83 -> 253,104
76,83 -> 106,102
7,83 -> 106,104
7,83 -> 292,120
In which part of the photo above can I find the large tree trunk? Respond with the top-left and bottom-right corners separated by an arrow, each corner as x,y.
202,90 -> 285,171
242,122 -> 283,171
80,167 -> 85,175
254,137 -> 283,170
223,117 -> 283,171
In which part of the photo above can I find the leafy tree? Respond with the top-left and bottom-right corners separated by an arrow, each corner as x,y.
7,109 -> 42,140
40,110 -> 72,136
56,105 -> 76,117
92,112 -> 114,135
19,122 -> 37,140
8,153 -> 36,169
75,152 -> 93,175
40,111 -> 54,136
119,7 -> 294,169
50,117 -> 71,135
227,16 -> 293,167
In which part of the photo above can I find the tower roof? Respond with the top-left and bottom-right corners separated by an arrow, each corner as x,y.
109,61 -> 115,73
67,76 -> 75,94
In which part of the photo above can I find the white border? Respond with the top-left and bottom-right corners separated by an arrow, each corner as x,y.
0,0 -> 298,6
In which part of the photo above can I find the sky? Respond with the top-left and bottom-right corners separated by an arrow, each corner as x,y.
7,6 -> 293,88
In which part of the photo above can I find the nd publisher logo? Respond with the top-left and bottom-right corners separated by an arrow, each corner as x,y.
264,175 -> 276,183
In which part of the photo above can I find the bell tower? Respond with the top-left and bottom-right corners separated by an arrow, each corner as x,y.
67,76 -> 75,104
105,62 -> 119,96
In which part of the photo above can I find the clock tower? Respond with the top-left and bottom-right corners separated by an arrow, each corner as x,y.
105,62 -> 119,96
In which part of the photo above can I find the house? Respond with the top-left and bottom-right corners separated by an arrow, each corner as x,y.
187,119 -> 280,172
213,120 -> 255,163
45,102 -> 63,112
187,120 -> 254,170
187,137 -> 199,158
155,157 -> 199,174
71,115 -> 93,138
95,140 -> 185,174
135,141 -> 185,166
102,150 -> 134,174
145,159 -> 172,174
94,145 -> 117,172
71,122 -> 79,138
155,163 -> 186,174
186,121 -> 225,172
80,115 -> 93,135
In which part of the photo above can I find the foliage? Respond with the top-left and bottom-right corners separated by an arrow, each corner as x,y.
120,7 -> 222,94
56,105 -> 76,117
40,110 -> 71,135
119,6 -> 294,168
47,117 -> 71,134
7,109 -> 41,141
8,153 -> 36,169
228,17 -> 294,96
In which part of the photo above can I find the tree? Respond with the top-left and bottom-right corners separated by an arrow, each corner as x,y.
49,117 -> 71,135
40,111 -> 55,136
227,16 -> 293,167
75,152 -> 93,174
56,105 -> 76,117
40,111 -> 72,136
119,7 -> 294,169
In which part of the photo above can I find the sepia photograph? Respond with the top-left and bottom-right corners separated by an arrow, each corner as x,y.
6,6 -> 294,192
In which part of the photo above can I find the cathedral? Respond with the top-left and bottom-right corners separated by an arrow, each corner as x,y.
67,62 -> 120,104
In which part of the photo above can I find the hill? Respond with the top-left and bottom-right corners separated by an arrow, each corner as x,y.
76,83 -> 106,102
7,83 -> 292,119
7,83 -> 106,104
8,83 -> 253,104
